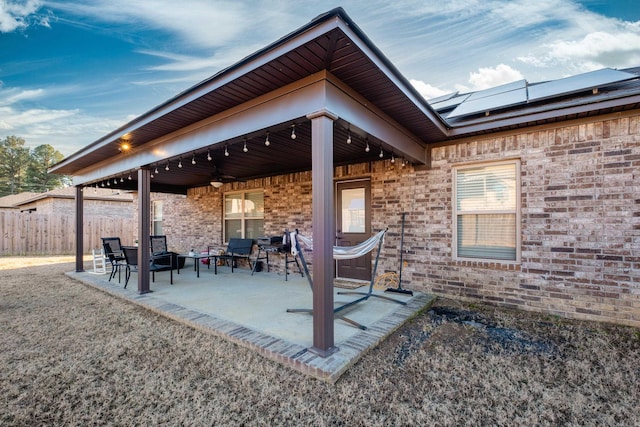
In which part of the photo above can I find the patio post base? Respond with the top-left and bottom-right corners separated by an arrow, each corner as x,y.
308,345 -> 339,358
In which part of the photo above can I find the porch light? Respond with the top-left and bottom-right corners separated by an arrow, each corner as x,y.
265,132 -> 270,146
291,124 -> 296,140
119,140 -> 131,153
210,180 -> 224,188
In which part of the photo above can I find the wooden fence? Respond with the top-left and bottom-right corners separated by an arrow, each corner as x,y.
0,211 -> 135,256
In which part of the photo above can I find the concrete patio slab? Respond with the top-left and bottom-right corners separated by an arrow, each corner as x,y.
69,259 -> 434,383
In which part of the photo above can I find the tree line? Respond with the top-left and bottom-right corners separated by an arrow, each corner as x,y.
0,135 -> 71,197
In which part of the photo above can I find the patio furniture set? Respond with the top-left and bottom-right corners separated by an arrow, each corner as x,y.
101,235 -> 303,287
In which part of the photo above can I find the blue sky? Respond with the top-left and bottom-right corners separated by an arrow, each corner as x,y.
1,0 -> 639,156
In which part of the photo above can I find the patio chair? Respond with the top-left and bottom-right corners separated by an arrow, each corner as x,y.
121,246 -> 174,288
101,237 -> 125,282
209,238 -> 254,273
149,235 -> 185,270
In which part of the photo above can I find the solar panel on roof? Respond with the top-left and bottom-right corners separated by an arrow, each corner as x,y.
465,79 -> 527,101
447,87 -> 527,118
430,93 -> 471,112
528,68 -> 637,102
428,91 -> 459,104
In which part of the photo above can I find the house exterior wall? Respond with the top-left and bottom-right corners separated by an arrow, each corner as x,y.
144,110 -> 639,327
18,197 -> 133,217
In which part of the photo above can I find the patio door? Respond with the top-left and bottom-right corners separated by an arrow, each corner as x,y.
336,179 -> 371,281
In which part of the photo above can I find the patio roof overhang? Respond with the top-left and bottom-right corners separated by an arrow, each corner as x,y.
50,7 -> 449,193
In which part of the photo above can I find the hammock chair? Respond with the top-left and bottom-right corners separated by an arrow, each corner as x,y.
287,228 -> 407,330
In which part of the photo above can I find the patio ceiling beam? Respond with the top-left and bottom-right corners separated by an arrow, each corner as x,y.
70,72 -> 332,186
324,73 -> 427,165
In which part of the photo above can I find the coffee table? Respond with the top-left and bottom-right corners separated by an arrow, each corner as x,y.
177,253 -> 216,278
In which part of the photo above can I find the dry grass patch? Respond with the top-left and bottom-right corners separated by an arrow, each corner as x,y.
1,257 -> 639,425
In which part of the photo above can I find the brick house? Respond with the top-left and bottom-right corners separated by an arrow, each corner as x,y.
51,8 -> 639,353
0,187 -> 134,255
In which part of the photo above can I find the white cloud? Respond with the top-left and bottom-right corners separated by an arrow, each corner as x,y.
545,30 -> 640,69
0,0 -> 42,32
466,64 -> 524,91
410,79 -> 450,100
1,88 -> 45,105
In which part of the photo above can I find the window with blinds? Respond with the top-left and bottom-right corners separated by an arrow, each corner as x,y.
224,190 -> 264,242
453,161 -> 520,262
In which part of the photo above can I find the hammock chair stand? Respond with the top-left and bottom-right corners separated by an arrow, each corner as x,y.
286,228 -> 407,330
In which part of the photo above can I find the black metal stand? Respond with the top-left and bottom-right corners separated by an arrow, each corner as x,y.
385,212 -> 414,296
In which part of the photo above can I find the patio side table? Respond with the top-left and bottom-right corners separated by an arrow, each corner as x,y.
177,253 -> 216,278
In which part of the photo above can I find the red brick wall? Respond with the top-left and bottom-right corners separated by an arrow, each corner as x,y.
138,111 -> 639,327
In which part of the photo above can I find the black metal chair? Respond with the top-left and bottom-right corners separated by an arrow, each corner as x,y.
209,238 -> 254,273
101,237 -> 125,282
149,235 -> 184,270
121,246 -> 173,288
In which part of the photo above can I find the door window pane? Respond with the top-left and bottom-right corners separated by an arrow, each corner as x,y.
341,188 -> 365,233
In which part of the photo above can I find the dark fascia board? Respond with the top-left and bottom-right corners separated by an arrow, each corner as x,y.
50,7 -> 448,175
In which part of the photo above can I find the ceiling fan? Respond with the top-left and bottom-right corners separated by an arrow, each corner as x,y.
209,164 -> 242,188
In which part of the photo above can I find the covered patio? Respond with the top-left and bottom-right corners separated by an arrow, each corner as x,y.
70,259 -> 433,382
50,8 -> 447,358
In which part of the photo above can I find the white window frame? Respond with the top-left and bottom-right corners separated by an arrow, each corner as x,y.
223,189 -> 264,242
453,159 -> 521,263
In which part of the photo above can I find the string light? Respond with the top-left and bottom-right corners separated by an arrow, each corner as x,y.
191,152 -> 196,165
207,150 -> 212,161
120,176 -> 124,183
391,152 -> 395,164
290,124 -> 296,140
264,132 -> 270,146
165,162 -> 170,171
150,172 -> 154,178
128,172 -> 132,180
346,131 -> 351,144
365,139 -> 370,153
224,145 -> 229,157
106,179 -> 110,186
178,157 -> 183,168
243,138 -> 248,153
379,146 -> 384,158
101,181 -> 105,187
154,166 -> 159,174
